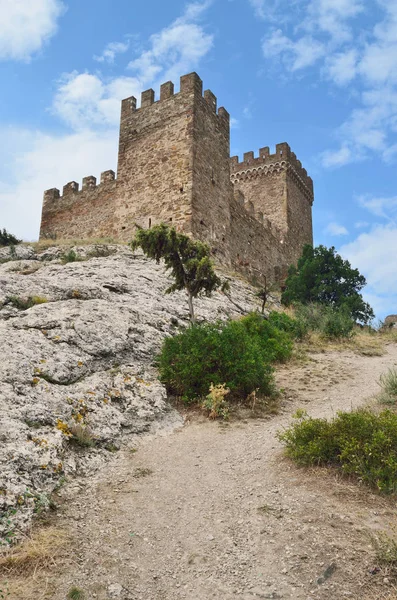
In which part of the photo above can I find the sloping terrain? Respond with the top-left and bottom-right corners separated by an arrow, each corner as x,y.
0,244 -> 259,544
2,244 -> 397,600
10,344 -> 397,600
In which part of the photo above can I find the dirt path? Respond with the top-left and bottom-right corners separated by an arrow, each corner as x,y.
20,346 -> 397,599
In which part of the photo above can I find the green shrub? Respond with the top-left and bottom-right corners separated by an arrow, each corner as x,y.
278,408 -> 397,493
240,312 -> 294,362
61,249 -> 83,264
67,587 -> 85,600
6,295 -> 47,310
158,319 -> 275,402
294,303 -> 354,339
0,228 -> 21,247
267,310 -> 308,340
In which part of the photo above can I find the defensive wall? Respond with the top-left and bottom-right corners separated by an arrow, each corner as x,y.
39,72 -> 314,284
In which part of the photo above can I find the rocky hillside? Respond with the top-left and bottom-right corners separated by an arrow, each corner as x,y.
0,244 -> 263,545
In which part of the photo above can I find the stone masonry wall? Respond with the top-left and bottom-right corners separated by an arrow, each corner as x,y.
190,81 -> 232,263
231,145 -> 289,234
39,171 -> 118,240
229,195 -> 287,283
230,142 -> 314,269
114,74 -> 199,241
40,71 -> 314,284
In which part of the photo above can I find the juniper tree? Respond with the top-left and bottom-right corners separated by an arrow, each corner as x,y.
0,228 -> 21,247
131,224 -> 227,323
281,244 -> 374,324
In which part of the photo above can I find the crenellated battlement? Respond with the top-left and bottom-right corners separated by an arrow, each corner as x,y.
120,72 -> 229,124
230,143 -> 313,202
43,170 -> 116,205
39,70 -> 314,284
233,187 -> 284,242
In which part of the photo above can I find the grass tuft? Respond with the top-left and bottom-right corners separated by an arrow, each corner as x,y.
379,368 -> 397,405
67,587 -> 86,600
0,527 -> 68,576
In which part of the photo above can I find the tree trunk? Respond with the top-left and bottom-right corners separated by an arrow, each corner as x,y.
187,292 -> 195,324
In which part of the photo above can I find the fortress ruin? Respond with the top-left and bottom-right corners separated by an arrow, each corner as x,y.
39,72 -> 314,283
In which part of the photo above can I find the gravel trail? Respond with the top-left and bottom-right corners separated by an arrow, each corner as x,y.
44,344 -> 397,600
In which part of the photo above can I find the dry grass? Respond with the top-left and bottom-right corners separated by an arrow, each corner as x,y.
299,329 -> 393,357
0,527 -> 69,577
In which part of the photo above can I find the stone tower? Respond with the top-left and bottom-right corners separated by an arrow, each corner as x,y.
230,143 -> 313,265
39,71 -> 314,283
117,72 -> 232,261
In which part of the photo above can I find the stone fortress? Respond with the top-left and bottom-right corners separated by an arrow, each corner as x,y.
40,72 -> 314,283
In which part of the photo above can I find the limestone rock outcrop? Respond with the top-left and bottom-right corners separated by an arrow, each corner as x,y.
0,244 -> 260,545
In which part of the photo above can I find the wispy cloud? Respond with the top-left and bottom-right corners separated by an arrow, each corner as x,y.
340,223 -> 397,318
358,194 -> 397,220
0,1 -> 214,240
0,0 -> 65,61
324,221 -> 349,236
52,1 -> 214,130
253,0 -> 397,168
127,3 -> 213,83
94,41 -> 130,64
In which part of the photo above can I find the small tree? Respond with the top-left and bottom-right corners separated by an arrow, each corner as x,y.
281,244 -> 374,324
0,228 -> 21,247
131,224 -> 226,323
255,276 -> 269,314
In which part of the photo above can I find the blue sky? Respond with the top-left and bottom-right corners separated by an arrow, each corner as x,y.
0,0 -> 396,319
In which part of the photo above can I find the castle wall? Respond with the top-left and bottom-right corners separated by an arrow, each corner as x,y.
283,169 -> 313,263
114,75 -> 200,240
39,71 -> 314,285
230,143 -> 314,269
39,172 -> 118,240
231,145 -> 289,234
228,196 -> 287,283
189,86 -> 232,262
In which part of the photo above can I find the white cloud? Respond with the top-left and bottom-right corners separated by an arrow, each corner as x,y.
94,41 -> 130,64
0,1 -> 215,241
230,117 -> 240,129
127,11 -> 213,83
324,221 -> 348,236
324,49 -> 358,85
262,30 -> 325,71
340,224 -> 397,318
52,1 -> 213,129
305,0 -> 364,43
256,1 -> 397,167
249,0 -> 266,19
0,127 -> 118,240
354,221 -> 369,228
321,145 -> 352,167
358,194 -> 397,219
53,73 -> 142,129
0,0 -> 65,61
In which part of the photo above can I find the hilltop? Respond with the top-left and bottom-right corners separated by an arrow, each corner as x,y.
1,244 -> 397,600
0,243 -> 263,546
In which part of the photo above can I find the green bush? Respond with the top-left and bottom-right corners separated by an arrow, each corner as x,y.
267,310 -> 308,340
0,228 -> 21,247
294,303 -> 354,339
158,318 -> 275,402
6,295 -> 47,310
278,408 -> 397,493
61,249 -> 83,264
240,312 -> 294,362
